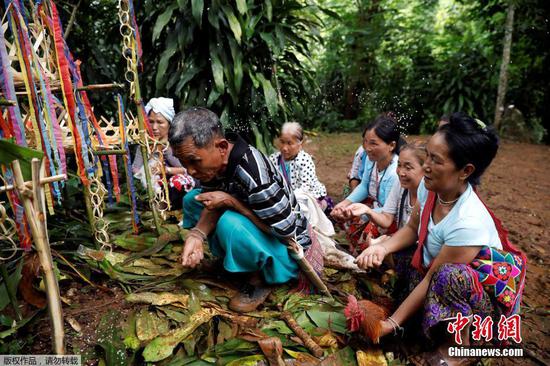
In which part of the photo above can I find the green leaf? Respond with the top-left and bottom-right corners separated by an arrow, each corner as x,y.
209,46 -> 225,92
264,0 -> 272,21
306,310 -> 348,334
256,73 -> 278,117
213,338 -> 258,356
226,355 -> 265,366
221,5 -> 242,44
177,0 -> 187,10
0,310 -> 39,339
251,123 -> 267,154
0,259 -> 23,312
153,4 -> 177,42
236,0 -> 247,15
191,0 -> 204,27
0,139 -> 43,181
228,38 -> 243,92
207,89 -> 221,107
142,308 -> 218,362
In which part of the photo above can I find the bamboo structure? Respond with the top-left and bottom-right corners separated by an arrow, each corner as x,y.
11,159 -> 66,354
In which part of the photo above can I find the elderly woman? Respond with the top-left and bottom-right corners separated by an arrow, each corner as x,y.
169,108 -> 321,313
132,97 -> 195,208
269,122 -> 332,210
356,113 -> 526,365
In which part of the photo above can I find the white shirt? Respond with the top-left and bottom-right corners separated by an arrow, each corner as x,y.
417,179 -> 502,267
269,150 -> 327,199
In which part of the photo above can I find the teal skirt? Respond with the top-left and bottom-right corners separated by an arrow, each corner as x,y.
182,189 -> 299,284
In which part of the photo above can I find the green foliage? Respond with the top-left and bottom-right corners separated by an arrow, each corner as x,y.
306,0 -> 549,139
138,0 -> 323,148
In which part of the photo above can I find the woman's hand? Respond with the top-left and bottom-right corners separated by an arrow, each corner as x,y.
331,200 -> 352,221
344,203 -> 371,218
195,191 -> 235,210
355,244 -> 387,269
180,235 -> 204,268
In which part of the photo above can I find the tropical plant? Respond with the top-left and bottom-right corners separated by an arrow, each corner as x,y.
138,0 -> 324,151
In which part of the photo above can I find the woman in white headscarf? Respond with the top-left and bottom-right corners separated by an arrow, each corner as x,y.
132,97 -> 196,208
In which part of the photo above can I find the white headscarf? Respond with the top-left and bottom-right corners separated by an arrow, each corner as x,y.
145,97 -> 175,123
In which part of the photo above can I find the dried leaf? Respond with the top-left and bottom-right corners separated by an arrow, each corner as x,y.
126,292 -> 189,307
136,308 -> 170,342
19,254 -> 46,308
284,349 -> 320,365
66,316 -> 82,333
142,308 -> 219,362
314,331 -> 338,348
356,349 -> 387,366
157,307 -> 189,323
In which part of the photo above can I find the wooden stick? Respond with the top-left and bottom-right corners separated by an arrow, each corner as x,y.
280,311 -> 323,357
12,159 -> 65,354
93,148 -> 127,156
13,82 -> 124,96
0,174 -> 66,193
76,83 -> 125,92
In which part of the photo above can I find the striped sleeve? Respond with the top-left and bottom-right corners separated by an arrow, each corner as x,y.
234,149 -> 297,239
248,181 -> 297,239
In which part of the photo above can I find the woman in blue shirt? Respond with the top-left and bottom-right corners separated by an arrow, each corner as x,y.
331,114 -> 404,251
356,113 -> 525,365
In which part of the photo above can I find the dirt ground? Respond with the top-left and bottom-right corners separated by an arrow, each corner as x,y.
304,132 -> 550,365
19,133 -> 549,365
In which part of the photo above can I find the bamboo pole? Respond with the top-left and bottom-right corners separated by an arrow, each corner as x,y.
132,75 -> 161,234
0,174 -> 67,193
12,159 -> 65,354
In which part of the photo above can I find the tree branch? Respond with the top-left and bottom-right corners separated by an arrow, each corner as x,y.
63,0 -> 82,39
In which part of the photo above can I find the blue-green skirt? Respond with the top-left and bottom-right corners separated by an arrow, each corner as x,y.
182,189 -> 299,284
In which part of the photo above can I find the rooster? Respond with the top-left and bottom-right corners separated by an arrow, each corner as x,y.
344,295 -> 389,344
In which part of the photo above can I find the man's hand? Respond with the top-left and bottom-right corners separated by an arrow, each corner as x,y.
181,235 -> 204,268
195,191 -> 235,210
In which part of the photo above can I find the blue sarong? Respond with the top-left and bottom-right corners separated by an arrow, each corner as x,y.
182,189 -> 299,284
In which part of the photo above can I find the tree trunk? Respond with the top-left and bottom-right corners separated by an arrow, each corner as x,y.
493,2 -> 515,130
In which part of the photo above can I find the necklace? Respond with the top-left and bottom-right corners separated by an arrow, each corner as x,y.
437,195 -> 459,206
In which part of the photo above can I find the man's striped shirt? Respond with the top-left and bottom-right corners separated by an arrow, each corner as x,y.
201,133 -> 311,249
